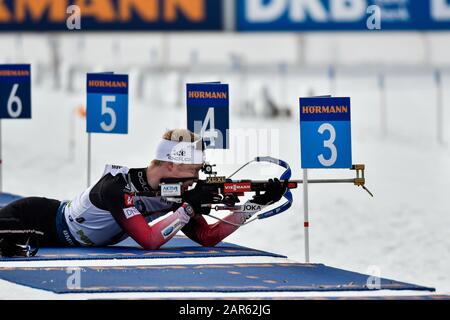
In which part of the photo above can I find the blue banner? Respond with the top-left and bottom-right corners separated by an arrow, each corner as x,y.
86,73 -> 128,134
300,97 -> 352,169
0,0 -> 222,31
0,64 -> 31,119
187,83 -> 229,149
238,0 -> 450,31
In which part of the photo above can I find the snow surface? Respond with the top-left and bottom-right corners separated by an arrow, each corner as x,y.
1,32 -> 450,298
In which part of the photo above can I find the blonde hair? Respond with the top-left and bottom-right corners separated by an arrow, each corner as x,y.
152,129 -> 201,166
162,129 -> 200,143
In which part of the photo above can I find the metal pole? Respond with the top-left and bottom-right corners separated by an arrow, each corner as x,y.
379,73 -> 387,138
69,106 -> 75,162
436,70 -> 444,145
329,65 -> 336,96
302,169 -> 310,263
297,34 -> 306,67
87,132 -> 91,188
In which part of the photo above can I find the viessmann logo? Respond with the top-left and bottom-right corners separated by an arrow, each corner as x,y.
0,0 -> 222,31
224,182 -> 252,193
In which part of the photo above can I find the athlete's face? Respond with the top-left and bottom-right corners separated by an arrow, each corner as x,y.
168,163 -> 203,190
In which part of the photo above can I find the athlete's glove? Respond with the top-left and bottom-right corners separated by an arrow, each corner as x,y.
182,181 -> 221,215
222,194 -> 240,207
181,203 -> 195,218
251,178 -> 287,206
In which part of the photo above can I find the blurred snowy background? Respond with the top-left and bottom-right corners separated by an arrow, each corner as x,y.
0,29 -> 449,294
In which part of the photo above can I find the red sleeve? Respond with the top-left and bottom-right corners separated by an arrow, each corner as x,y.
101,179 -> 189,250
181,212 -> 246,247
114,206 -> 188,250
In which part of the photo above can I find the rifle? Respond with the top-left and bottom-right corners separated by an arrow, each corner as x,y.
143,157 -> 373,222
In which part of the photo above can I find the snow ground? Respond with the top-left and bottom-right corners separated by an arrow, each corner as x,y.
0,70 -> 449,298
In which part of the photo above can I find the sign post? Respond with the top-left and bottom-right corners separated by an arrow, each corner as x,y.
302,168 -> 310,263
86,73 -> 128,187
0,64 -> 32,192
299,96 -> 352,263
187,83 -> 229,149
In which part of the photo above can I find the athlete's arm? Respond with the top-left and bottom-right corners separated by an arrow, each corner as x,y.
114,204 -> 190,250
102,183 -> 191,250
181,211 -> 246,247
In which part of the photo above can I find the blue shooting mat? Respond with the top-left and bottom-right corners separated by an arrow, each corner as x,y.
0,236 -> 286,261
0,263 -> 435,294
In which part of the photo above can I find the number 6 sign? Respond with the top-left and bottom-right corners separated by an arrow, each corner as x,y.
0,64 -> 31,119
86,73 -> 128,134
299,97 -> 352,169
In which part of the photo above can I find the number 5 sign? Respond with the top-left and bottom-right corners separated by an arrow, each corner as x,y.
0,64 -> 31,119
299,97 -> 352,169
86,73 -> 128,134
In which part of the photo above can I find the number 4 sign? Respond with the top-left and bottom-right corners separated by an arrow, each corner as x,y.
186,83 -> 229,149
0,64 -> 31,119
299,97 -> 352,169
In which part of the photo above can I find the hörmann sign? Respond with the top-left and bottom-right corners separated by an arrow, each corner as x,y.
0,0 -> 223,31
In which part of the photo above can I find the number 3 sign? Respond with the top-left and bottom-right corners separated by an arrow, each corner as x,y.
86,73 -> 128,134
299,97 -> 352,169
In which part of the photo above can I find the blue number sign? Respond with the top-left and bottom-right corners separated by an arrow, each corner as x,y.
0,64 -> 31,119
86,73 -> 128,134
187,83 -> 229,149
300,97 -> 352,169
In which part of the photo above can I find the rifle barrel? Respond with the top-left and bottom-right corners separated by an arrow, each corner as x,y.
250,179 -> 356,184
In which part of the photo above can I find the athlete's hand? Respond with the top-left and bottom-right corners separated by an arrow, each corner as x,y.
222,194 -> 240,207
182,181 -> 221,215
251,178 -> 287,206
